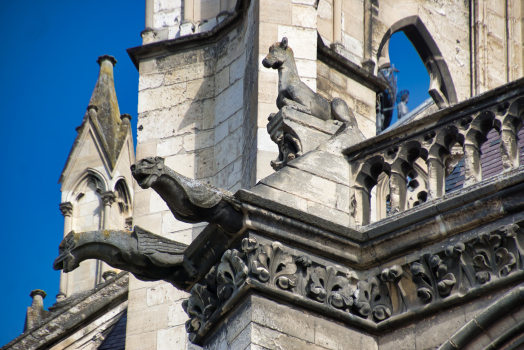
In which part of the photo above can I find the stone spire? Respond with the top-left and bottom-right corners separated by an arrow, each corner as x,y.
87,55 -> 125,169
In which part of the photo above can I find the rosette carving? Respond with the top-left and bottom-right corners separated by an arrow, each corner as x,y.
466,232 -> 516,284
307,266 -> 353,311
353,277 -> 392,322
216,249 -> 248,300
247,240 -> 298,289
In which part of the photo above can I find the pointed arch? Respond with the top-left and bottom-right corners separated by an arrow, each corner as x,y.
377,15 -> 457,109
65,168 -> 109,203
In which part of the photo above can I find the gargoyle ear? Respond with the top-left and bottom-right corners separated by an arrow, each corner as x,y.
281,37 -> 288,49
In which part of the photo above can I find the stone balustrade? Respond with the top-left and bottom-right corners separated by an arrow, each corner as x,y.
345,77 -> 524,226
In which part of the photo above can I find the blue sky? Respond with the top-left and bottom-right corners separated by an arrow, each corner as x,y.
0,2 -> 429,345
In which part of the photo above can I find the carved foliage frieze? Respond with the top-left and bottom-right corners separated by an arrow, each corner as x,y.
183,223 -> 524,339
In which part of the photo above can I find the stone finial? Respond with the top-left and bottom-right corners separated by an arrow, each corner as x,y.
96,55 -> 117,67
24,289 -> 50,332
120,113 -> 132,123
102,270 -> 117,281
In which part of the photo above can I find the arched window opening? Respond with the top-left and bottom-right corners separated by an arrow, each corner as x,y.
376,16 -> 458,134
115,179 -> 132,215
377,32 -> 432,133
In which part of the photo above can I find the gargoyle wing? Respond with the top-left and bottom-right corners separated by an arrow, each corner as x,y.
136,226 -> 187,267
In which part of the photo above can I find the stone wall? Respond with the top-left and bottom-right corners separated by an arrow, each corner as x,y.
128,1 -> 258,348
316,60 -> 376,138
204,294 -> 378,350
257,0 -> 319,180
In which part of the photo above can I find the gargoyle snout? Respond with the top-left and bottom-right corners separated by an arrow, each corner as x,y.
130,164 -> 136,172
262,57 -> 271,69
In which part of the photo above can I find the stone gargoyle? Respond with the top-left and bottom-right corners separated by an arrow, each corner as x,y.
262,37 -> 358,127
53,226 -> 193,289
54,157 -> 245,289
131,157 -> 244,233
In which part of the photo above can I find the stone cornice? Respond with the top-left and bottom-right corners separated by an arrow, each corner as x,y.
231,167 -> 524,268
316,34 -> 388,93
126,0 -> 251,70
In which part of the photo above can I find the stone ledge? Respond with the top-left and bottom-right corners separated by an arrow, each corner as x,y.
127,0 -> 251,70
2,272 -> 129,350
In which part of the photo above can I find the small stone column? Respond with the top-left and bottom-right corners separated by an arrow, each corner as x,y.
463,142 -> 482,186
333,0 -> 342,44
58,202 -> 73,297
101,191 -> 116,230
389,171 -> 407,214
500,128 -> 519,170
350,186 -> 371,226
99,191 -> 117,283
426,157 -> 445,199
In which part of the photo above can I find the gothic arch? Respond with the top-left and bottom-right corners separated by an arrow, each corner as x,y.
65,168 -> 108,203
377,15 -> 457,109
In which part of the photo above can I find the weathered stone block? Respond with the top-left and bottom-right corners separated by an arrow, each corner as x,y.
146,283 -> 189,307
292,4 -> 317,29
216,67 -> 230,95
277,26 -> 317,60
157,325 -> 187,350
215,78 -> 244,126
260,1 -> 292,25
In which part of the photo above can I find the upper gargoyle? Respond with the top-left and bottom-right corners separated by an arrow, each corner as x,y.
131,157 -> 244,233
53,226 -> 194,289
262,37 -> 358,127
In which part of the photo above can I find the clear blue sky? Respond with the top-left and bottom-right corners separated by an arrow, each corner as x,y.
0,2 -> 429,345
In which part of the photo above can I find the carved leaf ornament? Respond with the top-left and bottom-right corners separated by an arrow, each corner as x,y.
183,224 -> 524,339
249,241 -> 298,289
307,266 -> 353,311
353,277 -> 393,322
410,252 -> 457,303
467,232 -> 516,283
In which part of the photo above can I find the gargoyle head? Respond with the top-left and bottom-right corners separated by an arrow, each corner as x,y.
262,37 -> 292,69
53,232 -> 79,272
131,157 -> 165,189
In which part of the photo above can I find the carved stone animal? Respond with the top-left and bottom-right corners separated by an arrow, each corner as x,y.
53,226 -> 194,289
131,157 -> 244,233
262,37 -> 357,126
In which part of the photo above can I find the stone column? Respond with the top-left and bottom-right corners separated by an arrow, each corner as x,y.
181,0 -> 195,36
500,128 -> 519,170
99,191 -> 116,284
58,202 -> 73,298
349,186 -> 371,226
389,171 -> 406,214
426,157 -> 445,199
463,142 -> 482,186
145,0 -> 154,28
333,0 -> 342,44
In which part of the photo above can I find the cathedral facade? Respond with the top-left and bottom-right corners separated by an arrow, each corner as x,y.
4,0 -> 524,349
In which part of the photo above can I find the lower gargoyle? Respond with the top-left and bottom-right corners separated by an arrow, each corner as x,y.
53,226 -> 195,289
131,157 -> 244,233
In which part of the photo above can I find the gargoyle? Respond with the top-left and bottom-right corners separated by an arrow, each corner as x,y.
131,157 -> 244,233
53,226 -> 195,289
262,37 -> 357,127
